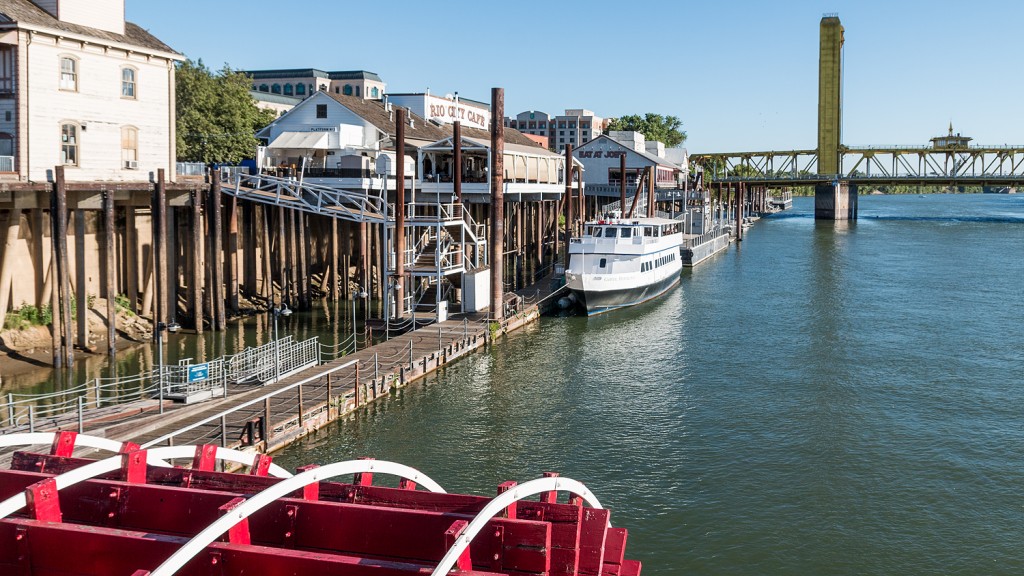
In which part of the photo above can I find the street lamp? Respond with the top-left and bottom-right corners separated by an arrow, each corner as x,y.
155,321 -> 180,414
272,303 -> 292,382
352,288 -> 368,352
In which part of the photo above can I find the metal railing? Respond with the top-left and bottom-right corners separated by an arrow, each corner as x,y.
0,337 -> 320,434
176,162 -> 205,176
0,155 -> 13,172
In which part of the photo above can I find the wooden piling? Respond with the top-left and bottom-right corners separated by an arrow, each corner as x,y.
619,154 -> 627,215
395,107 -> 407,318
104,190 -> 116,354
211,173 -> 225,328
562,143 -> 573,269
153,168 -> 168,334
125,207 -> 138,314
74,208 -> 87,350
191,188 -> 203,332
297,212 -> 309,309
55,168 -> 73,365
329,218 -> 339,301
489,87 -> 505,321
453,121 -> 462,204
226,193 -> 239,314
0,209 -> 19,331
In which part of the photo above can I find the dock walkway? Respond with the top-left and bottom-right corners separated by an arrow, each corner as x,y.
1,303 -> 541,466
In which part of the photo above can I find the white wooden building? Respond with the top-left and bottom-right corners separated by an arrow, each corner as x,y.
573,132 -> 688,199
0,0 -> 182,182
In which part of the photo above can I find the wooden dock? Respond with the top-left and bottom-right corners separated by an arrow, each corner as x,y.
40,304 -> 542,463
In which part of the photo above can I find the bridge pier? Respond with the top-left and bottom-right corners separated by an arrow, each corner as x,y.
814,181 -> 858,220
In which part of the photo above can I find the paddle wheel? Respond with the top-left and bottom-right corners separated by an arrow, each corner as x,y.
0,432 -> 641,575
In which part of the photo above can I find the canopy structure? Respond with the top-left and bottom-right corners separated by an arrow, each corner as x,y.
267,131 -> 330,150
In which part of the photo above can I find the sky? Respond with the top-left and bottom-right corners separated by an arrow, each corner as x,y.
126,0 -> 1024,153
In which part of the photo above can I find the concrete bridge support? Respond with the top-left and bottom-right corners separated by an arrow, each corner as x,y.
814,181 -> 858,220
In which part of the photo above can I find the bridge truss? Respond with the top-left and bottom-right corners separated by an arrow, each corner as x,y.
691,145 -> 1024,187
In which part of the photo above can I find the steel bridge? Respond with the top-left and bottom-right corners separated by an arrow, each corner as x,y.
690,145 -> 1024,187
688,15 -> 1022,219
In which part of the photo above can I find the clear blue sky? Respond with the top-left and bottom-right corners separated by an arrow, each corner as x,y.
126,0 -> 1024,153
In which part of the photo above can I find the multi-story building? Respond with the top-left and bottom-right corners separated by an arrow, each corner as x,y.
0,0 -> 182,182
504,110 -> 552,147
505,108 -> 604,151
245,68 -> 386,100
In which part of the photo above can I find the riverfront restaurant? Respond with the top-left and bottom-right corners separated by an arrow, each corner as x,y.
572,132 -> 689,200
254,90 -> 571,199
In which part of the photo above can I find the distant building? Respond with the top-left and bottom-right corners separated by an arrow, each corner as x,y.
505,108 -> 605,151
0,0 -> 183,181
505,110 -> 552,147
386,91 -> 491,131
245,68 -> 386,100
251,90 -> 302,117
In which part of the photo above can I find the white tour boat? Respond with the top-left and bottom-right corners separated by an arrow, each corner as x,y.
564,216 -> 683,315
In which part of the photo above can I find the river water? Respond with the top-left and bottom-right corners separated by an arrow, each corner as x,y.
272,194 -> 1024,575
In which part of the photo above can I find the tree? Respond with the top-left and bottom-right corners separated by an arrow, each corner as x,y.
176,59 -> 276,163
606,113 -> 687,148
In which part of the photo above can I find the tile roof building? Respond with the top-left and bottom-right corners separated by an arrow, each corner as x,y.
244,68 -> 386,101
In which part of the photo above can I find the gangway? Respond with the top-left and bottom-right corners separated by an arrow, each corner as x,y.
220,172 -> 388,223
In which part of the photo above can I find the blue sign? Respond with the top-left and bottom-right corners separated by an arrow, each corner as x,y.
187,363 -> 210,383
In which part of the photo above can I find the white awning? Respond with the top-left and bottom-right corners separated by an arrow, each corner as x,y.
267,131 -> 329,149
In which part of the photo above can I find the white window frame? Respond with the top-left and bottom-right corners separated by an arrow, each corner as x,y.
121,66 -> 137,99
121,125 -> 138,169
59,56 -> 78,92
60,122 -> 80,166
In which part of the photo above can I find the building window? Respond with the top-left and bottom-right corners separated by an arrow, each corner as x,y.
121,126 -> 138,168
371,87 -> 379,98
319,84 -> 326,91
355,86 -> 361,97
0,132 -> 13,159
0,46 -> 13,94
581,122 -> 589,129
295,83 -> 305,96
59,57 -> 78,91
271,84 -> 281,94
316,104 -> 327,119
569,121 -> 576,128
60,123 -> 78,165
259,84 -> 269,92
539,122 -> 546,128
334,86 -> 339,94
343,84 -> 353,96
121,67 -> 137,99
283,84 -> 293,96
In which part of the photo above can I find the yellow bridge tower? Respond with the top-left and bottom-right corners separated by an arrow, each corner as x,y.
815,14 -> 857,220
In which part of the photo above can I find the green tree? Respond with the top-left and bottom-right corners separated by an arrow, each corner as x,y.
176,59 -> 276,163
606,113 -> 687,148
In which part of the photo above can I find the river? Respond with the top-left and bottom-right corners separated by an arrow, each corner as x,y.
271,193 -> 1024,575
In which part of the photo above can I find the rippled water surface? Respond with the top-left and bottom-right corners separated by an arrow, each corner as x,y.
277,194 -> 1024,575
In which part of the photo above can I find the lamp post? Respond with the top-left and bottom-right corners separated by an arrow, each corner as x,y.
155,321 -> 180,414
352,288 -> 368,352
272,303 -> 292,382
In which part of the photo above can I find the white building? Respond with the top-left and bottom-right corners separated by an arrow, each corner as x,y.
256,90 -> 446,190
573,131 -> 687,199
0,0 -> 182,182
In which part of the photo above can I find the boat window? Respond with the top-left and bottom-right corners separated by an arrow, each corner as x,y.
621,228 -> 632,238
593,227 -> 603,237
599,258 -> 607,268
644,227 -> 653,236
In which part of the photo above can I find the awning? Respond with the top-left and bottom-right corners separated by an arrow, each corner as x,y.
267,131 -> 329,149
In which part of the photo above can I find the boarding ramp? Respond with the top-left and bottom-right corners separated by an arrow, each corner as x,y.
221,172 -> 387,223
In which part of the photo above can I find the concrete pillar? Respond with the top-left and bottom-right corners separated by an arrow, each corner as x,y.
814,181 -> 858,220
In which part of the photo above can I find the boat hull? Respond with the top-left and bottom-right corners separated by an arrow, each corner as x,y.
569,270 -> 680,316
